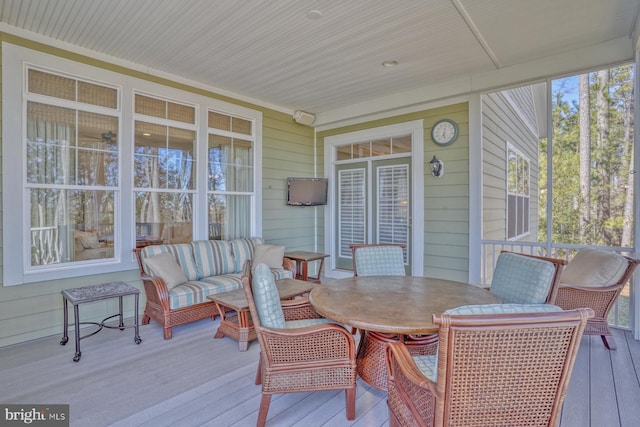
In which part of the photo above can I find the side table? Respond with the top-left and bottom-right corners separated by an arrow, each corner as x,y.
207,278 -> 315,351
284,251 -> 329,283
60,281 -> 141,362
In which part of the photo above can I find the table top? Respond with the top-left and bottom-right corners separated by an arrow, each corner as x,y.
284,251 -> 329,262
62,281 -> 140,304
207,278 -> 315,311
309,276 -> 500,335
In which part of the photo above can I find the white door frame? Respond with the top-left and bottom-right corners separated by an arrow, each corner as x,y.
324,120 -> 425,278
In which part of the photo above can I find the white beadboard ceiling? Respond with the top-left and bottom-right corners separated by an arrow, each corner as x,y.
1,0 -> 639,125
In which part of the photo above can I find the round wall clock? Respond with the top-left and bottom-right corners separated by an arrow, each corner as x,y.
431,119 -> 458,146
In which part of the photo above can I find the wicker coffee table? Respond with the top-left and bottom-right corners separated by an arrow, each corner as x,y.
208,278 -> 315,351
310,276 -> 499,390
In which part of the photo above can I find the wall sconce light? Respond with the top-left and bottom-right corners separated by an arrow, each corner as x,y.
430,155 -> 444,178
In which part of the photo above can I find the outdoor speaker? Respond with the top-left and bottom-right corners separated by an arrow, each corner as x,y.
293,110 -> 316,126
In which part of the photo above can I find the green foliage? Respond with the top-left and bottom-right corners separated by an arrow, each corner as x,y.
544,64 -> 635,247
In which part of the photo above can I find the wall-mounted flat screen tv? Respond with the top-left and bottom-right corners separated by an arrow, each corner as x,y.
287,177 -> 328,206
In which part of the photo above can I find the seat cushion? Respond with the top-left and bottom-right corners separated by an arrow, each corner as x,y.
561,248 -> 628,287
413,355 -> 438,382
252,263 -> 285,328
285,318 -> 336,328
417,303 -> 563,384
490,253 -> 556,304
444,303 -> 562,315
230,237 -> 265,273
191,240 -> 235,277
168,274 -> 242,309
355,246 -> 405,276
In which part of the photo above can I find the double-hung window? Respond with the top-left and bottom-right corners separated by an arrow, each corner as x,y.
26,68 -> 120,267
133,94 -> 197,245
507,144 -> 530,239
207,111 -> 255,240
2,44 -> 262,285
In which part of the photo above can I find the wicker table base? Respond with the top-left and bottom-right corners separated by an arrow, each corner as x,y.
357,331 -> 438,390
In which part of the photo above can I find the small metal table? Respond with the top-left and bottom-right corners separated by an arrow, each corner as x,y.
284,251 -> 329,283
207,278 -> 315,351
60,281 -> 141,362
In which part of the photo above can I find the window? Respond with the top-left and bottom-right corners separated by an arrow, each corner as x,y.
507,144 -> 530,239
26,68 -> 120,267
133,94 -> 197,245
207,111 -> 255,240
2,44 -> 261,285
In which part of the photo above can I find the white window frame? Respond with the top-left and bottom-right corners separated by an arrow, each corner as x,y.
506,143 -> 530,240
2,44 -> 262,285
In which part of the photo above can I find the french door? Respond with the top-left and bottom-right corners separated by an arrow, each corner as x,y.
334,157 -> 411,273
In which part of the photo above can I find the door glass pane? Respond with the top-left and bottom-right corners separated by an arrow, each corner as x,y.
338,168 -> 366,258
377,164 -> 409,263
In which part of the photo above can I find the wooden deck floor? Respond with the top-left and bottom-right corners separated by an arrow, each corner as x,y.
1,317 -> 639,426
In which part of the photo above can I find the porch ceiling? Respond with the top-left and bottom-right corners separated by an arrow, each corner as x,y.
1,0 -> 639,124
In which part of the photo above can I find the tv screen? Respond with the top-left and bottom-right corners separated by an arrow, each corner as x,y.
287,177 -> 328,206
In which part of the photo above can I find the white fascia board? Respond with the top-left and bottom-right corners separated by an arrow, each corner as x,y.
315,36 -> 634,128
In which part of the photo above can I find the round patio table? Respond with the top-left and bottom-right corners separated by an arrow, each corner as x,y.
309,276 -> 499,390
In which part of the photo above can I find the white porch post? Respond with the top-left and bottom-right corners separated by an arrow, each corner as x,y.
468,94 -> 483,284
634,48 -> 640,340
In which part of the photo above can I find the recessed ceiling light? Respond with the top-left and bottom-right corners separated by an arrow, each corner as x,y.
142,132 -> 151,137
382,60 -> 399,68
306,10 -> 323,19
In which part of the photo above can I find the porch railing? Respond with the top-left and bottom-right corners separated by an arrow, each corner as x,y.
481,240 -> 636,330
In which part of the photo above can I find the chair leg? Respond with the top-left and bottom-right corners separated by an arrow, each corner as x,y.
255,360 -> 262,385
345,387 -> 356,420
601,334 -> 617,350
257,394 -> 271,427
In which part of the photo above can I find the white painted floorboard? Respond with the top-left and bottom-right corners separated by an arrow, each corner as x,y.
1,317 -> 639,426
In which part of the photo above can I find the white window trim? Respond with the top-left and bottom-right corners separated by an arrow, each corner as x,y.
2,43 -> 262,285
324,120 -> 424,278
505,142 -> 531,241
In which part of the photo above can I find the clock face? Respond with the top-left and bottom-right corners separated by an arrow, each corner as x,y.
432,119 -> 458,146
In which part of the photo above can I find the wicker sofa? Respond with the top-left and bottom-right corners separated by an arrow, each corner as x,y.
133,237 -> 294,339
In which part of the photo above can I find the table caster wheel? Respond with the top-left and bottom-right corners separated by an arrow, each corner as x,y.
73,353 -> 81,362
60,336 -> 68,345
135,337 -> 142,344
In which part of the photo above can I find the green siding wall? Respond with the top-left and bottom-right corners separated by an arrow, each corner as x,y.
482,90 -> 539,242
318,102 -> 470,282
0,35 -> 314,347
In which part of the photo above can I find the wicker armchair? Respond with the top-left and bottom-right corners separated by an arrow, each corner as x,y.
386,307 -> 594,427
553,248 -> 639,350
489,251 -> 566,304
350,243 -> 406,276
241,262 -> 357,426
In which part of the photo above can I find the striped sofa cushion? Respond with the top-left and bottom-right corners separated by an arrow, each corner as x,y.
230,237 -> 265,273
271,268 -> 293,280
168,274 -> 242,309
141,243 -> 201,281
191,240 -> 235,277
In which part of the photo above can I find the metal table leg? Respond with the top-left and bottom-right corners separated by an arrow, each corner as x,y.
60,296 -> 69,346
73,303 -> 81,362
